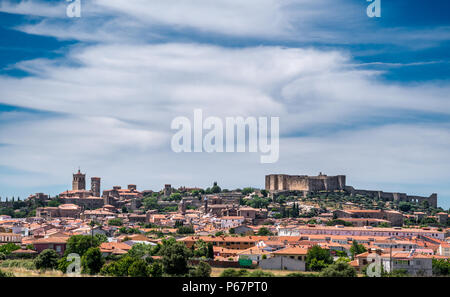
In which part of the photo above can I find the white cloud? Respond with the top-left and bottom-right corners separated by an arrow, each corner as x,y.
0,1 -> 449,208
0,43 -> 449,202
94,0 -> 292,38
0,0 -> 66,18
3,0 -> 449,49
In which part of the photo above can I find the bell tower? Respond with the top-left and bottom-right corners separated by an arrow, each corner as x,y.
72,169 -> 86,191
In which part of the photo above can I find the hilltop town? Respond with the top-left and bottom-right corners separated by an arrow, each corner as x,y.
0,171 -> 449,277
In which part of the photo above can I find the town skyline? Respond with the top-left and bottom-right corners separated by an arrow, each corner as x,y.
0,167 -> 446,207
1,1 -> 450,212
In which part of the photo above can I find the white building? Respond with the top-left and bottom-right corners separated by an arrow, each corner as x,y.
438,243 -> 450,257
219,216 -> 245,228
277,225 -> 445,240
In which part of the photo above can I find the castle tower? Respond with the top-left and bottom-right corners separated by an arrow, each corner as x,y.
164,184 -> 172,197
91,177 -> 101,197
179,199 -> 186,215
204,197 -> 208,214
72,169 -> 86,191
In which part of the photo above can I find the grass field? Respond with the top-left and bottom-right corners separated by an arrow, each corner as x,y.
210,267 -> 319,277
1,267 -> 65,277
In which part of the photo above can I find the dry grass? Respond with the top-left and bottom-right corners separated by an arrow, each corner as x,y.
2,267 -> 107,277
210,267 -> 319,277
2,267 -> 65,277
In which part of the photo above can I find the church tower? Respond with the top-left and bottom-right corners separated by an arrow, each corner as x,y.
91,177 -> 101,197
72,169 -> 86,191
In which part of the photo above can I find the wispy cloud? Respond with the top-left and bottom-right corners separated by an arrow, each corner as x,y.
0,1 -> 449,207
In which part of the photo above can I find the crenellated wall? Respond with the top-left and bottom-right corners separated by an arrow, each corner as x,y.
265,174 -> 346,192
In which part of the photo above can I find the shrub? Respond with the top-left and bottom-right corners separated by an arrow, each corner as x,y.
285,272 -> 317,277
189,261 -> 211,277
219,269 -> 249,277
306,246 -> 333,271
319,260 -> 357,277
34,249 -> 59,270
247,270 -> 274,277
81,247 -> 104,275
0,259 -> 36,270
148,262 -> 163,277
128,259 -> 149,277
0,269 -> 14,277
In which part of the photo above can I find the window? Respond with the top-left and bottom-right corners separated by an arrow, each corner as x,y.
394,260 -> 409,265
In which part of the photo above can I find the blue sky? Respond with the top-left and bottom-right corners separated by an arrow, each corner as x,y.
0,0 -> 449,209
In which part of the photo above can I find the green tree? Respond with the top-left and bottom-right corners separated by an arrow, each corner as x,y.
170,193 -> 182,201
211,183 -> 221,193
81,247 -> 104,275
350,240 -> 367,259
148,262 -> 163,277
193,240 -> 209,258
0,243 -> 20,255
319,259 -> 357,277
242,187 -> 255,196
65,235 -> 101,257
399,202 -> 412,212
177,225 -> 195,234
306,246 -> 333,271
189,261 -> 211,277
100,255 -> 136,277
128,243 -> 157,262
159,238 -> 192,275
143,196 -> 159,210
128,259 -> 149,277
432,258 -> 450,276
207,243 -> 214,259
94,233 -> 108,243
108,218 -> 123,226
246,197 -> 270,209
256,227 -> 272,236
47,199 -> 62,207
34,249 -> 59,270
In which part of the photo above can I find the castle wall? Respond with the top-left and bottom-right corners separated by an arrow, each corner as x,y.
267,174 -> 438,208
287,176 -> 309,191
350,189 -> 437,208
265,174 -> 346,192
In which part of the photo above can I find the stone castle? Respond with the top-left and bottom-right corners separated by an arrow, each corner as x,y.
266,173 -> 346,192
265,173 -> 437,208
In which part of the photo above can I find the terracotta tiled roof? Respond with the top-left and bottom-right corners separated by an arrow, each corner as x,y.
271,246 -> 308,256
